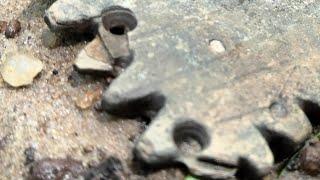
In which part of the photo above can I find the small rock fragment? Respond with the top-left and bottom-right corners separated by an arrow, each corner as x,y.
1,53 -> 43,87
299,140 -> 320,176
29,158 -> 85,180
209,39 -> 226,54
275,171 -> 314,180
0,21 -> 8,33
0,135 -> 9,150
74,36 -> 113,73
52,69 -> 59,75
42,29 -> 61,49
83,145 -> 94,154
5,20 -> 21,38
76,87 -> 103,109
68,71 -> 84,87
24,146 -> 36,165
84,156 -> 125,180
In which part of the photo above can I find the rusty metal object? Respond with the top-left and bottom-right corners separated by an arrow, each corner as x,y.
99,8 -> 136,70
46,0 -> 320,179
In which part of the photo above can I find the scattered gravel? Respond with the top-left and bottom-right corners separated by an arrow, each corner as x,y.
4,19 -> 21,38
24,146 -> 36,165
75,86 -> 103,110
0,1 -> 151,179
84,156 -> 125,180
29,158 -> 85,180
41,28 -> 61,49
0,20 -> 8,33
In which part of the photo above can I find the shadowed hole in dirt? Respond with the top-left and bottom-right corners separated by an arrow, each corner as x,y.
129,155 -> 187,177
197,157 -> 236,169
173,121 -> 210,155
235,158 -> 264,180
196,157 -> 264,179
297,98 -> 320,127
257,126 -> 297,163
102,91 -> 166,119
59,31 -> 96,47
67,70 -> 110,88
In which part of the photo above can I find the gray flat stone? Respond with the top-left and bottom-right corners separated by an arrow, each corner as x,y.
45,0 -> 113,32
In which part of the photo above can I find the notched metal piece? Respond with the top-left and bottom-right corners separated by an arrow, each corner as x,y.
47,0 -> 320,179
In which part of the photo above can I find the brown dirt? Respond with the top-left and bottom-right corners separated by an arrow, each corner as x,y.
0,0 -> 183,179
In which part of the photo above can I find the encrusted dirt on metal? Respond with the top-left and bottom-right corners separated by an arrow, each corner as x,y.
1,0 -> 320,179
44,0 -> 320,179
100,1 -> 320,178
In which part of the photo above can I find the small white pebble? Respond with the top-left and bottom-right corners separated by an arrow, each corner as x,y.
209,40 -> 226,54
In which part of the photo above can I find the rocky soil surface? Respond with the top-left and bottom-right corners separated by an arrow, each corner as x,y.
0,0 -> 183,179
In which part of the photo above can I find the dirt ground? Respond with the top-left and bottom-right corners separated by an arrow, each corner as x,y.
0,0 -> 183,179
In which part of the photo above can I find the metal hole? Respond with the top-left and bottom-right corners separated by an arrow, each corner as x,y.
110,25 -> 126,35
269,101 -> 288,118
173,121 -> 209,155
102,6 -> 137,35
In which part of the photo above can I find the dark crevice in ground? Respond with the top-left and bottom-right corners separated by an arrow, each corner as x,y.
257,126 -> 298,163
276,98 -> 320,179
297,98 -> 320,127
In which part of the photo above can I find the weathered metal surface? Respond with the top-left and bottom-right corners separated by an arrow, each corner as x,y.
46,0 -> 320,179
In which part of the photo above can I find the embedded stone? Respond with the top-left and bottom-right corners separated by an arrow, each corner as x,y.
74,36 -> 113,73
1,53 -> 43,87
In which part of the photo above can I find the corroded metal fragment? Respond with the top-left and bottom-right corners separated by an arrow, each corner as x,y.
46,0 -> 320,179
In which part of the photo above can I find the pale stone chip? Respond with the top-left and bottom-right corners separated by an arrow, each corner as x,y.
1,53 -> 43,87
74,37 -> 113,72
